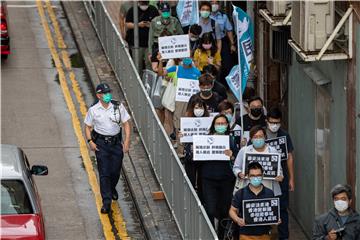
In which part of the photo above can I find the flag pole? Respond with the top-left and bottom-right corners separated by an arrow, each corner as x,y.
234,7 -> 244,138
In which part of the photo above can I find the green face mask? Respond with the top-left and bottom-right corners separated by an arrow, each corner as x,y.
162,11 -> 170,19
102,93 -> 112,103
215,125 -> 227,134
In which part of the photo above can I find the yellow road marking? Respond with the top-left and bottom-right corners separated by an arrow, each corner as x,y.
36,2 -> 125,239
44,0 -> 87,118
43,1 -> 130,238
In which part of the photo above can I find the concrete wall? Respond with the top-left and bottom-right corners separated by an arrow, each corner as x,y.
288,56 -> 347,236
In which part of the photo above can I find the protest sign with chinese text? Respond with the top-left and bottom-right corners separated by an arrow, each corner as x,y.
242,198 -> 280,226
193,135 -> 230,161
175,78 -> 200,102
180,117 -> 213,143
242,152 -> 281,179
265,136 -> 288,161
158,34 -> 190,59
176,0 -> 199,27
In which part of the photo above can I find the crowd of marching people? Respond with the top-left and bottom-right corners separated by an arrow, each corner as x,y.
119,1 -> 360,239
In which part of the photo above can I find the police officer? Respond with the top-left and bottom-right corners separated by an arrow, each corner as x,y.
84,83 -> 131,213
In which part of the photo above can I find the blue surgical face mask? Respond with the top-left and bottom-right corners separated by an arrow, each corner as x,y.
215,125 -> 227,134
225,113 -> 233,123
252,138 -> 265,149
183,57 -> 192,66
250,176 -> 263,187
200,10 -> 210,18
102,93 -> 112,103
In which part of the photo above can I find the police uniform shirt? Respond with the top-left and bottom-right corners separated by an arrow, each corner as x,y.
210,11 -> 233,39
84,101 -> 131,136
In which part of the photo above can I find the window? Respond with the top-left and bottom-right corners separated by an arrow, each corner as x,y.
1,180 -> 33,215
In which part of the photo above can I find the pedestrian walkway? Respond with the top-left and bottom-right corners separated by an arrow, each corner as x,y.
63,1 -> 181,239
103,2 -> 310,239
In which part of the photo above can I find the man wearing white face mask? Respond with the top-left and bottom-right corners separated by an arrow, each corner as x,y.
312,184 -> 360,240
266,107 -> 295,240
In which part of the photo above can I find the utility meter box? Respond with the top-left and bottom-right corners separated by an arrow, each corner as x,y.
267,1 -> 289,16
291,0 -> 335,52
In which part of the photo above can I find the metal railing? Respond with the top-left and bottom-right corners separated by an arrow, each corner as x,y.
83,1 -> 217,239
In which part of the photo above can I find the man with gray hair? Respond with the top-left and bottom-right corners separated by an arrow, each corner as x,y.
312,184 -> 360,240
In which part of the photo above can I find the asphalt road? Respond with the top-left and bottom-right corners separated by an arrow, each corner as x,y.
1,2 -> 110,239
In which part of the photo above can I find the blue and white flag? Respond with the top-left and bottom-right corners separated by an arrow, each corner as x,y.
226,6 -> 254,101
226,65 -> 242,101
176,0 -> 199,27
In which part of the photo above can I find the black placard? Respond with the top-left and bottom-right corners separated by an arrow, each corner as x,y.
243,152 -> 281,179
265,136 -> 288,161
242,198 -> 280,226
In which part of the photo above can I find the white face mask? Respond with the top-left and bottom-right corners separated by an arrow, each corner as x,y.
194,108 -> 205,117
334,200 -> 349,212
268,123 -> 281,133
211,4 -> 219,12
139,5 -> 149,11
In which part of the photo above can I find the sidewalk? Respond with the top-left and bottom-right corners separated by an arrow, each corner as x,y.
62,2 -> 181,239
103,2 -> 309,240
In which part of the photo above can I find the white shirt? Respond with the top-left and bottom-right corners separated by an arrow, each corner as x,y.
233,144 -> 283,196
84,101 -> 131,136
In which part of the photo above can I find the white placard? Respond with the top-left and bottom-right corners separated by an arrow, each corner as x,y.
175,78 -> 200,102
193,135 -> 230,161
209,112 -> 219,117
180,117 -> 213,143
158,34 -> 190,59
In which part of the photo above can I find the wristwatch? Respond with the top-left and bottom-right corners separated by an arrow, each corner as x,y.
87,139 -> 93,143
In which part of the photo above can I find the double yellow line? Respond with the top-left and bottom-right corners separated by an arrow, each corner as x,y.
36,1 -> 129,239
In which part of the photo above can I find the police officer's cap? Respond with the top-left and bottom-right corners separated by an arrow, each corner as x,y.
158,2 -> 170,11
96,83 -> 112,94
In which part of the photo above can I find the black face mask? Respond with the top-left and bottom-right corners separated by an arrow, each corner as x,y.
250,108 -> 263,118
201,88 -> 212,97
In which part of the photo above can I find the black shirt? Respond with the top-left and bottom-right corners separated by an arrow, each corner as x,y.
212,81 -> 227,102
232,185 -> 274,236
276,128 -> 294,153
236,114 -> 266,131
125,6 -> 159,47
188,92 -> 222,113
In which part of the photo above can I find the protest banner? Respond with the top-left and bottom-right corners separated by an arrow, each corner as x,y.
265,136 -> 288,161
242,152 -> 281,179
242,198 -> 280,226
158,34 -> 190,59
193,135 -> 230,161
175,78 -> 200,102
180,117 -> 213,143
176,0 -> 199,27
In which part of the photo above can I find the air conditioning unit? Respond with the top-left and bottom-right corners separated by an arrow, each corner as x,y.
267,1 -> 289,16
270,27 -> 292,64
291,1 -> 335,52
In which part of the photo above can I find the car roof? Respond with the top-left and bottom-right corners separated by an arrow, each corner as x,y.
1,144 -> 25,179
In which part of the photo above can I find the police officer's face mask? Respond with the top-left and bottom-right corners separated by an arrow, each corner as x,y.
102,93 -> 112,103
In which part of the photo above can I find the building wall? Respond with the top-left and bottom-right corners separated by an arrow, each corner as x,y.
288,57 -> 347,235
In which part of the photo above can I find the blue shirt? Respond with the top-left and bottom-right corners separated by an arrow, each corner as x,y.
167,65 -> 201,80
210,11 -> 233,39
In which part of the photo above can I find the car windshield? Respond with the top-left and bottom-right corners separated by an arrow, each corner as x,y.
1,180 -> 33,215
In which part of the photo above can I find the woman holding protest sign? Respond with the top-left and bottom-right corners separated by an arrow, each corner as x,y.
232,125 -> 284,196
199,114 -> 238,239
179,96 -> 210,194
